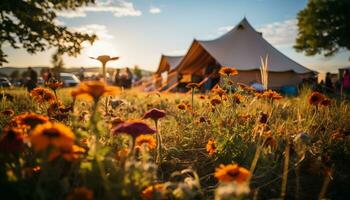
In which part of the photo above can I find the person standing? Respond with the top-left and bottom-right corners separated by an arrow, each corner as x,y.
114,69 -> 121,86
26,67 -> 38,92
342,69 -> 350,95
325,72 -> 333,93
79,67 -> 85,81
126,67 -> 133,88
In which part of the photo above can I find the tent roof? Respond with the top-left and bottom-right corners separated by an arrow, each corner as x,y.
155,55 -> 183,75
176,18 -> 313,74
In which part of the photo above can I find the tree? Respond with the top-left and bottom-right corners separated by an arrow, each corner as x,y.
0,0 -> 97,65
51,51 -> 64,79
294,0 -> 350,58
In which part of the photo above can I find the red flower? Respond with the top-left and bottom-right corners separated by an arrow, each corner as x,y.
143,108 -> 166,121
112,121 -> 156,138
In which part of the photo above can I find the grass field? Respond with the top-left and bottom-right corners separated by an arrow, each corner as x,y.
1,80 -> 350,200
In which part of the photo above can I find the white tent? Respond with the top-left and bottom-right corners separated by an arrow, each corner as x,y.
174,18 -> 314,88
155,55 -> 183,87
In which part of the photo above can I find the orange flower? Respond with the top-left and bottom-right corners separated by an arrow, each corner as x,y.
66,187 -> 93,200
308,92 -> 325,106
0,127 -> 25,153
115,148 -> 131,161
1,109 -> 14,117
212,86 -> 226,97
177,104 -> 186,110
31,87 -> 56,103
320,98 -> 331,107
186,82 -> 200,89
237,83 -> 255,93
71,81 -> 119,102
30,122 -> 75,151
206,139 -> 216,155
46,80 -> 63,91
135,135 -> 156,150
112,120 -> 156,138
141,183 -> 166,200
49,145 -> 85,161
215,164 -> 251,183
261,90 -> 282,100
211,98 -> 222,106
232,94 -> 243,104
11,113 -> 49,129
219,67 -> 238,76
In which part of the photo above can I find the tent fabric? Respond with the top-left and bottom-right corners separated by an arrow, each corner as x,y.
155,55 -> 183,75
176,18 -> 313,75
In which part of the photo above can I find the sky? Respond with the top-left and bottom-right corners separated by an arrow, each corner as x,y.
3,0 -> 350,73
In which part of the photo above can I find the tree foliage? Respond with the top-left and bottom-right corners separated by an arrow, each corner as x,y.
294,0 -> 350,58
0,0 -> 98,65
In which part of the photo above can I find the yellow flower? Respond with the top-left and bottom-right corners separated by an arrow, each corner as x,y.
49,145 -> 85,161
30,122 -> 75,151
219,67 -> 238,76
135,135 -> 156,150
71,81 -> 119,102
206,139 -> 216,156
141,183 -> 166,200
30,87 -> 56,103
215,164 -> 251,183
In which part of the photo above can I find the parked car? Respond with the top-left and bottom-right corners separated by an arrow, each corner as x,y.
0,77 -> 12,87
60,73 -> 80,87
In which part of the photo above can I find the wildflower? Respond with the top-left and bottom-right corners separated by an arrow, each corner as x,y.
237,83 -> 255,93
215,164 -> 251,183
232,94 -> 243,104
0,127 -> 25,153
141,183 -> 166,200
199,95 -> 206,99
11,113 -> 49,129
264,136 -> 277,149
31,87 -> 56,103
212,86 -> 226,98
71,81 -> 119,102
259,112 -> 268,124
45,79 -> 63,91
211,98 -> 222,106
186,82 -> 200,89
308,92 -> 325,106
135,135 -> 156,150
115,148 -> 131,161
66,187 -> 93,200
30,122 -> 75,151
262,90 -> 282,100
49,145 -> 85,161
178,104 -> 186,110
143,108 -> 166,121
1,109 -> 14,117
219,67 -> 238,76
112,120 -> 156,138
320,98 -> 331,107
206,139 -> 216,155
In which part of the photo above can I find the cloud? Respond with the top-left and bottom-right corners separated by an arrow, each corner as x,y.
257,19 -> 298,46
57,0 -> 142,18
166,49 -> 187,55
149,6 -> 161,14
217,26 -> 233,34
72,24 -> 114,40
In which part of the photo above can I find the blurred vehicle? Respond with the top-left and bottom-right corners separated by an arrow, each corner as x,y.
60,73 -> 80,87
0,77 -> 12,87
37,77 -> 45,86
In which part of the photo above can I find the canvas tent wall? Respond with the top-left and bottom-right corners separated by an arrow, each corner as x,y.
155,55 -> 183,87
175,18 -> 314,88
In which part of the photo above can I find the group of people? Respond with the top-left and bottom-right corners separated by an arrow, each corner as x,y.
25,67 -> 54,92
322,69 -> 350,95
114,68 -> 133,88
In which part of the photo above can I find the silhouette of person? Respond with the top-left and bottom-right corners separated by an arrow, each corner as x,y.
126,67 -> 133,88
342,69 -> 350,95
26,67 -> 38,92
